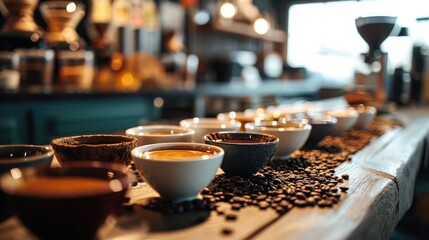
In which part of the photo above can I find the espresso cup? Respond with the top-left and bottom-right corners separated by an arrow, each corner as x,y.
125,125 -> 195,146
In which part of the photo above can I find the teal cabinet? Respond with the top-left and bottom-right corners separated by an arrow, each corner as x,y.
0,104 -> 29,144
0,95 -> 160,145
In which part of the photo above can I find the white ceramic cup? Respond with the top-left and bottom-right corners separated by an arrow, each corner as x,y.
354,105 -> 377,129
245,121 -> 311,159
125,125 -> 195,146
180,118 -> 242,143
329,107 -> 359,136
132,142 -> 224,201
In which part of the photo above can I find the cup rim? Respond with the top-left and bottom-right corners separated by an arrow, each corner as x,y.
203,131 -> 279,146
245,121 -> 312,132
1,160 -> 131,196
132,142 -> 224,162
51,134 -> 138,148
328,107 -> 359,118
126,125 -> 195,137
0,145 -> 54,164
180,118 -> 242,128
353,104 -> 377,114
217,110 -> 264,118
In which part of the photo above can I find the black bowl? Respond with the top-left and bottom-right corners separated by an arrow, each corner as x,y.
305,115 -> 337,145
0,145 -> 54,222
204,131 -> 278,177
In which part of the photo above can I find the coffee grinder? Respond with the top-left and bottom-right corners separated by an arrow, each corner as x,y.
354,16 -> 397,110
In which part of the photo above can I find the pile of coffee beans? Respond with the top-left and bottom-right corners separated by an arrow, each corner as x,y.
140,197 -> 211,214
133,118 -> 400,220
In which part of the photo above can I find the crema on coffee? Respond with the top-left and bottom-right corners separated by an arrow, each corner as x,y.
143,149 -> 214,160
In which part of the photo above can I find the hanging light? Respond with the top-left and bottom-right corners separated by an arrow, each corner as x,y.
253,16 -> 271,35
219,1 -> 237,19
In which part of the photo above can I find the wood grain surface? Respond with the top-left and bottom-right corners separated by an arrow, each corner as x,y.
1,104 -> 428,240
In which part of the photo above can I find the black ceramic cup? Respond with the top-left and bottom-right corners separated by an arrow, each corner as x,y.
204,131 -> 278,177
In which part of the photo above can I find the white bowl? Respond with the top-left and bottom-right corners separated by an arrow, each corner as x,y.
354,105 -> 377,129
217,109 -> 270,127
180,118 -> 241,143
125,125 -> 195,146
244,121 -> 311,159
132,142 -> 224,202
329,107 -> 359,136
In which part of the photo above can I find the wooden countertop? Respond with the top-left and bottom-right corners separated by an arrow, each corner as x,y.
1,104 -> 428,240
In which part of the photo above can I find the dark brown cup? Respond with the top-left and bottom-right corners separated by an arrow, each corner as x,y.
0,145 -> 54,222
0,161 -> 131,240
51,134 -> 138,166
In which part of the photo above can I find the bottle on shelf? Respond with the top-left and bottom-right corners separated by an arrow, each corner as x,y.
112,26 -> 141,92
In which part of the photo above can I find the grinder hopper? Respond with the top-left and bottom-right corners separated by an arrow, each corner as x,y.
355,16 -> 397,105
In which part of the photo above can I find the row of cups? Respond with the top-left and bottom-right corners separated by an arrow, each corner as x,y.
0,104 -> 377,239
123,104 -> 376,200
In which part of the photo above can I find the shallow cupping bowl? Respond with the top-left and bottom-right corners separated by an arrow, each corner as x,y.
51,134 -> 138,166
204,131 -> 279,177
0,145 -> 54,222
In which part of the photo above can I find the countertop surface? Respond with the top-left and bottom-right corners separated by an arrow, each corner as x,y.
1,101 -> 428,240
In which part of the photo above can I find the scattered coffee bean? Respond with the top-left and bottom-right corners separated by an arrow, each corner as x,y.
231,203 -> 242,210
306,197 -> 316,206
258,201 -> 270,209
133,121 -> 394,220
339,185 -> 349,192
225,213 -> 238,221
294,199 -> 307,207
222,227 -> 234,235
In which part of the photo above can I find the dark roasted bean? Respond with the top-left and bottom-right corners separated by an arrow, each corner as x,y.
226,213 -> 238,221
339,185 -> 349,192
258,201 -> 270,209
306,197 -> 315,206
294,199 -> 307,207
179,122 -> 392,218
296,192 -> 306,200
231,203 -> 242,210
222,228 -> 234,235
256,194 -> 268,201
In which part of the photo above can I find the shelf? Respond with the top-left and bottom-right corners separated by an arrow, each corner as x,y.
210,19 -> 286,44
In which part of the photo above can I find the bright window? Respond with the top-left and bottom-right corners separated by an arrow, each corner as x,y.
287,0 -> 429,85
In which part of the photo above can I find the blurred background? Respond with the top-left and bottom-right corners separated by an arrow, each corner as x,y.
1,1 -> 429,239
